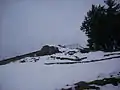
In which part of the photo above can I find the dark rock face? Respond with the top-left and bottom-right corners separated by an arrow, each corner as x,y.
20,60 -> 26,63
79,48 -> 90,53
36,45 -> 60,56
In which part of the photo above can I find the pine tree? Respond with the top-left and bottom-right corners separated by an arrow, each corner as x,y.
80,0 -> 120,51
105,0 -> 120,50
81,5 -> 106,50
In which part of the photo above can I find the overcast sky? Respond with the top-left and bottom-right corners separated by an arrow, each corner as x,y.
0,0 -> 104,60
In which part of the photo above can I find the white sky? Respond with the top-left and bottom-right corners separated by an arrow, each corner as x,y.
0,0 -> 104,60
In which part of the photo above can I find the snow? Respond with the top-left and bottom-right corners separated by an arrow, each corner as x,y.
87,51 -> 104,60
0,58 -> 120,90
105,51 -> 120,54
100,84 -> 120,90
0,46 -> 120,90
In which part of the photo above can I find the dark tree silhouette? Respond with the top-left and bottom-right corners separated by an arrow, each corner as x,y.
81,0 -> 120,51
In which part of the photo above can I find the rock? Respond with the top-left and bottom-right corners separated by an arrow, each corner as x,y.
61,88 -> 72,90
66,51 -> 77,55
58,44 -> 66,48
20,60 -> 26,63
74,81 -> 88,87
36,45 -> 60,56
79,48 -> 90,53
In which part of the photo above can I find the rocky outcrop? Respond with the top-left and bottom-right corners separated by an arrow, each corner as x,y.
36,45 -> 60,56
79,48 -> 90,53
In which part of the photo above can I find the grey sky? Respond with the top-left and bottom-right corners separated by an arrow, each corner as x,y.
0,0 -> 104,60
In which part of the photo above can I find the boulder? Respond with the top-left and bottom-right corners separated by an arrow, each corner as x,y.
79,48 -> 90,53
36,45 -> 60,56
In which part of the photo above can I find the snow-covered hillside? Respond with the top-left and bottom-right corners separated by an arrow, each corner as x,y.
0,45 -> 120,90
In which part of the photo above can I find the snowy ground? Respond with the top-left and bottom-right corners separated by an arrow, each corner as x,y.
0,45 -> 120,90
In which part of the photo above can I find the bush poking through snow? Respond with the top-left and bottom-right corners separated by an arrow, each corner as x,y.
89,77 -> 120,86
61,77 -> 120,90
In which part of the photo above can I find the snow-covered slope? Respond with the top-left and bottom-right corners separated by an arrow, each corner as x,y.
0,45 -> 120,90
